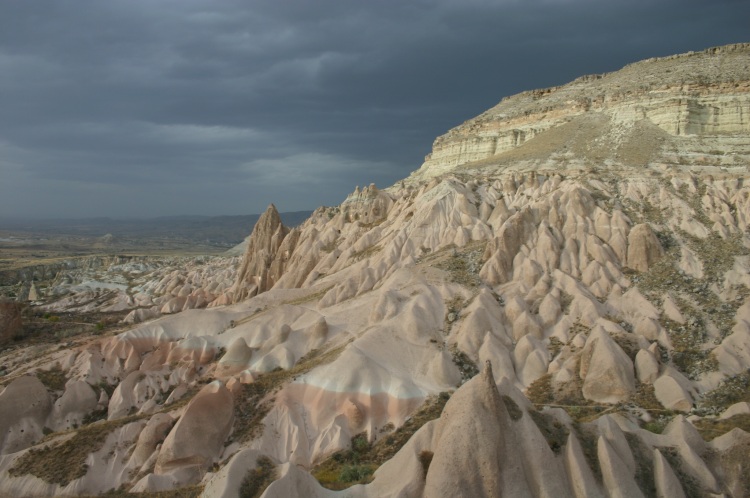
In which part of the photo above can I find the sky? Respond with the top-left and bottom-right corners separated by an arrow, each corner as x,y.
0,0 -> 748,219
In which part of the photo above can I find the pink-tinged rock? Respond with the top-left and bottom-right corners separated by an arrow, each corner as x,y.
47,380 -> 98,431
155,381 -> 234,481
0,375 -> 52,454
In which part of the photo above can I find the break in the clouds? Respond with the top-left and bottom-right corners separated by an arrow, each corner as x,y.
0,0 -> 748,218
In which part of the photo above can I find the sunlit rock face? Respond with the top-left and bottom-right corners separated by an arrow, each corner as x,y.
2,43 -> 750,498
413,43 -> 750,181
230,204 -> 298,303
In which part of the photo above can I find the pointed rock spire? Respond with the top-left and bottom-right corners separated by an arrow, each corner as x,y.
424,360 -> 531,497
231,204 -> 298,302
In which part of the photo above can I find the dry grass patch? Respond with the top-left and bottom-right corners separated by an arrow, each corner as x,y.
433,244 -> 485,288
81,485 -> 204,497
351,245 -> 382,262
526,369 -> 605,423
696,369 -> 750,416
449,345 -> 479,383
36,363 -> 68,392
312,392 -> 451,490
526,373 -> 554,406
239,456 -> 276,498
693,414 -> 750,441
282,286 -> 334,306
9,415 -> 146,486
232,343 -> 348,443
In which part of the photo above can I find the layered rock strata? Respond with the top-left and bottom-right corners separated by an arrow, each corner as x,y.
412,43 -> 750,180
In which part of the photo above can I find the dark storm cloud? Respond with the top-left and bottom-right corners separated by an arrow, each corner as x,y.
0,0 -> 748,218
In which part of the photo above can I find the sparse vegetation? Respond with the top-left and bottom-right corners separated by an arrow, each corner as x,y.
632,226 -> 743,379
547,337 -> 564,358
573,423 -> 602,482
528,409 -> 569,454
443,295 -> 467,332
312,433 -> 378,490
433,243 -> 485,287
232,344 -> 347,443
239,456 -> 276,498
351,245 -> 382,262
677,182 -> 711,227
312,392 -> 450,490
610,334 -> 640,362
338,464 -> 375,484
81,407 -> 109,426
631,382 -> 675,428
450,346 -> 479,383
693,414 -> 750,441
625,432 -> 657,498
36,363 -> 68,391
9,415 -> 146,486
526,364 -> 604,422
80,486 -> 204,497
11,308 -> 130,349
642,418 -> 670,434
696,369 -> 750,415
559,292 -> 574,315
282,286 -> 334,306
660,446 -> 703,498
526,373 -> 554,406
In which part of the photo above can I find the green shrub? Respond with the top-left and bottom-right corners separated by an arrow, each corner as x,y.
351,433 -> 370,453
312,394 -> 450,490
339,464 -> 374,483
36,364 -> 67,391
239,456 -> 276,498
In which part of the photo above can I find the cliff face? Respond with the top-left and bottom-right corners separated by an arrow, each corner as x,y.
413,43 -> 750,180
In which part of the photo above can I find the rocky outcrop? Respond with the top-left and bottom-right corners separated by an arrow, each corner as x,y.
46,380 -> 98,432
626,224 -> 664,272
252,361 -> 750,498
340,183 -> 394,226
154,381 -> 234,483
0,376 -> 52,455
230,204 -> 297,303
580,328 -> 635,403
412,43 -> 750,180
3,43 -> 750,498
424,362 -> 571,497
0,298 -> 23,343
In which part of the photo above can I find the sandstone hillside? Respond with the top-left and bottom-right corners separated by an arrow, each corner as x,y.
1,43 -> 750,498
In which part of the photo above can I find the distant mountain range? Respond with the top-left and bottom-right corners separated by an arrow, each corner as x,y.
0,211 -> 312,246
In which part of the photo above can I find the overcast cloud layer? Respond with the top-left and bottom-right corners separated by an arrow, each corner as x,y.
1,0 -> 748,218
